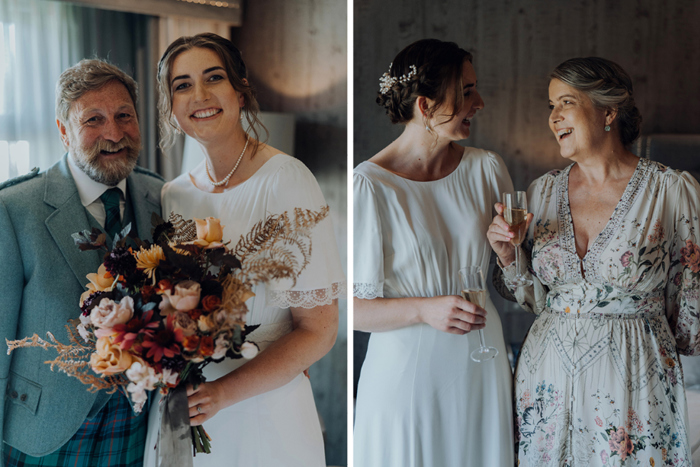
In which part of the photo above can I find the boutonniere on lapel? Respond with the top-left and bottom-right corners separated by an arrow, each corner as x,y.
6,207 -> 329,457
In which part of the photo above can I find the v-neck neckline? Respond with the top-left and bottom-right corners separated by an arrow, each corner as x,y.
558,157 -> 650,281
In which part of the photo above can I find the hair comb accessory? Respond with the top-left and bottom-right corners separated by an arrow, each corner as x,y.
379,64 -> 418,95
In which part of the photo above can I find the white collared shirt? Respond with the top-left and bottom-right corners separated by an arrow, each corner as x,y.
67,153 -> 127,228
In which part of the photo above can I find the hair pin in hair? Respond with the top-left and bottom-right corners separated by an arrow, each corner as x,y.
379,64 -> 417,95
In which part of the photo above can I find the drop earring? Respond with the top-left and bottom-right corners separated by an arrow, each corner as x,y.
604,125 -> 611,132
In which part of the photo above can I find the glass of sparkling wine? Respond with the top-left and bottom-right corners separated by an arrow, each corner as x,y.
502,191 -> 533,287
459,266 -> 498,362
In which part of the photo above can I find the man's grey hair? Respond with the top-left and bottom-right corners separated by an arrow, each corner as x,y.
55,59 -> 139,124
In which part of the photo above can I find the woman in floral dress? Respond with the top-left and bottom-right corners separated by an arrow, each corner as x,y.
488,57 -> 700,466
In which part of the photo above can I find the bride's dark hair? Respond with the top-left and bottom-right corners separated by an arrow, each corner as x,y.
377,39 -> 473,129
157,33 -> 269,152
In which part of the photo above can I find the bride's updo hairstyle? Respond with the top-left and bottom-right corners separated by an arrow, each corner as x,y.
157,32 -> 268,151
376,39 -> 472,129
550,57 -> 642,148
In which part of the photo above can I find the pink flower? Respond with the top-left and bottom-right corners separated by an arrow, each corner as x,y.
159,280 -> 201,315
609,427 -> 635,460
595,416 -> 603,427
620,251 -> 633,268
680,240 -> 700,273
111,309 -> 159,351
212,334 -> 229,360
601,450 -> 609,464
90,296 -> 134,329
141,314 -> 184,362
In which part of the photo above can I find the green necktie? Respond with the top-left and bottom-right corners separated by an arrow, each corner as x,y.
100,188 -> 122,239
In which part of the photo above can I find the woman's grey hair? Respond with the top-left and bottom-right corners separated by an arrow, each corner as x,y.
550,57 -> 642,147
55,59 -> 138,124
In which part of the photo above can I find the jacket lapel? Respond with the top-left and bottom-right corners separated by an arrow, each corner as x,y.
43,156 -> 102,287
127,171 -> 161,242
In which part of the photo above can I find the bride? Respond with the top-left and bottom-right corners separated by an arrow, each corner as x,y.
143,33 -> 345,466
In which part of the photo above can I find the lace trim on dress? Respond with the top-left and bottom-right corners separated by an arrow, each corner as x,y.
353,283 -> 383,299
558,158 -> 652,283
267,281 -> 346,308
557,164 -> 579,283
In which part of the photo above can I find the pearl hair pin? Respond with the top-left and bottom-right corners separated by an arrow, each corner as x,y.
205,133 -> 249,187
379,64 -> 418,95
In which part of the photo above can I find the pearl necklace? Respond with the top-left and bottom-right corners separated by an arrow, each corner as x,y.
205,134 -> 249,187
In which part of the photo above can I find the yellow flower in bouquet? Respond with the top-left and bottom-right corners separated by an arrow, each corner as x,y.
135,244 -> 165,279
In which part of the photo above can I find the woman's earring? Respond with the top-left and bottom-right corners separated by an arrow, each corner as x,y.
240,108 -> 245,122
604,125 -> 611,132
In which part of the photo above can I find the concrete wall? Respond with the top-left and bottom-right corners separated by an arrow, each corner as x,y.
231,1 -> 348,464
353,0 -> 700,392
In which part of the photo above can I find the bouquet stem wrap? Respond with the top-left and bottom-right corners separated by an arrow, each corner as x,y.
157,386 -> 195,467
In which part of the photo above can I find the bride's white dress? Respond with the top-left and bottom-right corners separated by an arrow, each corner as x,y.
143,154 -> 345,467
353,147 -> 515,467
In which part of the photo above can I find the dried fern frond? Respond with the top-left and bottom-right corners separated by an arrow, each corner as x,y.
7,327 -> 124,393
217,275 -> 252,328
232,207 -> 329,287
233,214 -> 286,262
169,212 -> 198,243
293,206 -> 329,230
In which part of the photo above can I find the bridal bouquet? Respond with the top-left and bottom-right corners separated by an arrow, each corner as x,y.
7,207 -> 329,456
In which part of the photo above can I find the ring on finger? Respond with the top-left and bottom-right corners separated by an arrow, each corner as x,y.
197,405 -> 203,414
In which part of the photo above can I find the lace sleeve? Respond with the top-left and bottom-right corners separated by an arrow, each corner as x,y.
267,282 -> 346,309
353,171 -> 385,299
353,282 -> 383,300
263,158 -> 346,307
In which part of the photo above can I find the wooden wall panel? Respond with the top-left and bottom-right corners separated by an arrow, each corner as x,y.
354,0 -> 700,190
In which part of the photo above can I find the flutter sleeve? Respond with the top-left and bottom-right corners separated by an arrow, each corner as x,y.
665,171 -> 700,355
353,171 -> 384,299
264,157 -> 346,308
498,173 -> 556,315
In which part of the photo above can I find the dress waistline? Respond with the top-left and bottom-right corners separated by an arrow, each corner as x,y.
542,307 -> 664,320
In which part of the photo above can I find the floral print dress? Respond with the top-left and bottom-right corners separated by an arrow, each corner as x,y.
501,158 -> 700,467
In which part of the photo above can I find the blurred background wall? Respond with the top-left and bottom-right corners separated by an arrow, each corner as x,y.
353,0 -> 700,399
0,0 -> 347,464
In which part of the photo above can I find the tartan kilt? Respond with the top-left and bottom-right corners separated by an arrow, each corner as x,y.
3,390 -> 148,467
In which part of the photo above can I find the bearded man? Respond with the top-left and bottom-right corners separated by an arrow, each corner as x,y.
0,59 -> 164,466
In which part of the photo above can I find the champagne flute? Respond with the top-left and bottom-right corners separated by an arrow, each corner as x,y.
459,266 -> 498,362
502,191 -> 533,287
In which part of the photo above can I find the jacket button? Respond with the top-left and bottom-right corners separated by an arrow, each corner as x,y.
19,394 -> 27,402
10,391 -> 18,399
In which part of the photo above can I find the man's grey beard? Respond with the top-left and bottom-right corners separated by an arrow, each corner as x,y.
71,136 -> 141,186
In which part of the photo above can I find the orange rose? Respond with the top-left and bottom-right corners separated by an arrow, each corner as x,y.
182,335 -> 201,352
201,295 -> 221,312
90,336 -> 133,375
186,217 -> 225,249
199,336 -> 214,357
80,263 -> 116,306
187,309 -> 203,321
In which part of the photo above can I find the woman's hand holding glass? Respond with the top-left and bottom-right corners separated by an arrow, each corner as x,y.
487,195 -> 534,285
418,295 -> 487,335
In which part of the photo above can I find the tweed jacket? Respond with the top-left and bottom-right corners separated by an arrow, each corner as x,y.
0,154 -> 163,459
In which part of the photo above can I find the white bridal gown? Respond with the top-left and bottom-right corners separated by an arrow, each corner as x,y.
353,147 -> 515,467
143,154 -> 345,467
